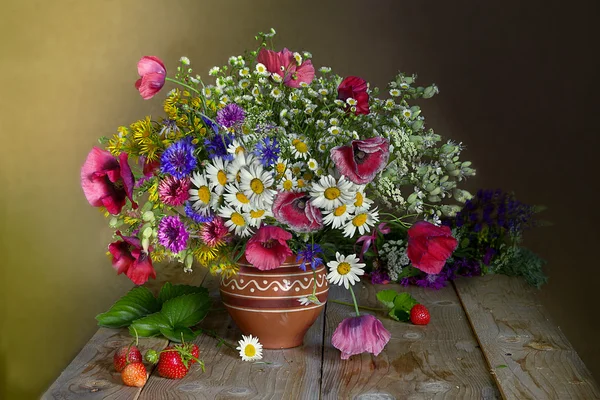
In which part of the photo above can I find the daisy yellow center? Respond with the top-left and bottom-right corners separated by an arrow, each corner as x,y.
250,178 -> 265,194
197,186 -> 211,204
324,187 -> 341,200
337,262 -> 351,275
217,170 -> 227,186
236,171 -> 241,182
244,344 -> 256,357
355,192 -> 364,207
235,146 -> 245,155
276,163 -> 286,174
334,205 -> 347,216
297,179 -> 306,188
283,180 -> 293,190
303,172 -> 313,181
231,212 -> 246,226
236,192 -> 250,204
293,139 -> 308,153
353,213 -> 368,227
250,209 -> 265,218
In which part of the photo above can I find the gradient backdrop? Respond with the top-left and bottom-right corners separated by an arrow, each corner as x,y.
1,0 -> 598,398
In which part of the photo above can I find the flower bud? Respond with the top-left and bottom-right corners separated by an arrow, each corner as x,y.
142,211 -> 155,222
427,194 -> 441,203
142,226 -> 153,239
411,120 -> 424,131
185,253 -> 194,269
142,238 -> 150,252
441,205 -> 462,217
453,189 -> 473,203
423,85 -> 439,99
407,192 -> 419,204
109,217 -> 120,228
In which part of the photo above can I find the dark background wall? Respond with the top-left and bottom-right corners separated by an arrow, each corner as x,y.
1,0 -> 598,398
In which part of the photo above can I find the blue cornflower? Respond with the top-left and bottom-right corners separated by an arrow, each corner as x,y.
185,202 -> 214,224
216,103 -> 245,128
201,115 -> 220,134
160,137 -> 196,178
296,243 -> 324,271
254,137 -> 280,166
204,133 -> 234,160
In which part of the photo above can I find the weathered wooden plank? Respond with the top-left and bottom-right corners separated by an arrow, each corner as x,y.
321,282 -> 499,399
454,274 -> 600,400
139,273 -> 325,399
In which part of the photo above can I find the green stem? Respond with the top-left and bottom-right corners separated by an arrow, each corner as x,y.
348,286 -> 361,317
331,299 -> 387,313
165,77 -> 200,94
200,329 -> 238,351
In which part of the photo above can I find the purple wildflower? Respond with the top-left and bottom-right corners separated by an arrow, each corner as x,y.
415,273 -> 449,290
185,202 -> 214,224
204,133 -> 234,160
157,215 -> 189,253
216,103 -> 245,128
483,247 -> 496,265
160,137 -> 196,179
296,243 -> 323,271
254,137 -> 280,166
370,269 -> 391,284
453,257 -> 482,277
201,115 -> 220,134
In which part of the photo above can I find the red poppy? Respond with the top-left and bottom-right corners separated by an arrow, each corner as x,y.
330,137 -> 390,185
135,56 -> 166,100
244,226 -> 293,271
81,147 -> 137,215
257,48 -> 315,88
108,232 -> 156,285
407,221 -> 458,274
338,76 -> 370,115
272,191 -> 323,233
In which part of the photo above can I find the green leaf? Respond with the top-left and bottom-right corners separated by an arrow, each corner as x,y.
376,290 -> 398,309
394,292 -> 418,311
158,283 -> 208,305
496,364 -> 508,369
161,293 -> 211,329
129,312 -> 170,337
159,326 -> 198,342
389,307 -> 411,322
397,266 -> 422,279
96,287 -> 160,328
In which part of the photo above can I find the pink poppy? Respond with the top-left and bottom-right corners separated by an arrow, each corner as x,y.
81,147 -> 137,215
330,137 -> 390,185
108,232 -> 156,285
257,48 -> 315,88
332,315 -> 391,359
244,225 -> 293,271
407,221 -> 458,274
272,191 -> 323,233
135,56 -> 166,99
338,76 -> 370,115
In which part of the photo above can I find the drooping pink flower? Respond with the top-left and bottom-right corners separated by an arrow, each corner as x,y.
200,217 -> 231,248
135,56 -> 166,100
338,76 -> 370,115
81,147 -> 137,215
257,48 -> 315,88
158,176 -> 190,206
332,315 -> 391,359
330,137 -> 390,185
407,221 -> 458,274
272,191 -> 323,233
245,225 -> 293,271
108,232 -> 156,285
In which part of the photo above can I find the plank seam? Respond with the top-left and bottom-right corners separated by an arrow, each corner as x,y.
319,300 -> 328,400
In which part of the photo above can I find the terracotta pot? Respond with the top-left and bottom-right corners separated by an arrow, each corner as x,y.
219,255 -> 329,349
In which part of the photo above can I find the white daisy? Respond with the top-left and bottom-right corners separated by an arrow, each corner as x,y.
343,208 -> 380,238
218,205 -> 252,237
277,170 -> 297,192
255,62 -> 269,76
353,186 -> 375,212
402,108 -> 412,119
203,86 -> 212,99
328,126 -> 342,136
239,67 -> 250,77
291,139 -> 310,160
236,334 -> 263,362
189,172 -> 218,215
390,88 -> 401,97
223,182 -> 252,212
205,157 -> 230,195
226,139 -> 246,158
179,56 -> 190,65
288,92 -> 300,102
323,203 -> 356,229
298,297 -> 311,306
271,87 -> 283,100
346,97 -> 357,106
399,82 -> 410,89
274,157 -> 287,177
239,163 -> 276,208
307,158 -> 319,171
238,79 -> 250,90
226,153 -> 256,184
247,207 -> 272,227
293,52 -> 302,64
326,252 -> 366,289
329,118 -> 340,126
318,88 -> 329,96
309,175 -> 356,211
271,72 -> 283,83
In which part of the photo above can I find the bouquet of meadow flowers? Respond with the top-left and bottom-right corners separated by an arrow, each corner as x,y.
81,29 -> 476,361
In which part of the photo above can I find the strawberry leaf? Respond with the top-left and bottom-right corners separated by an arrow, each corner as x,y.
129,312 -> 170,337
158,283 -> 208,305
393,292 -> 418,311
96,287 -> 160,328
161,293 -> 211,329
159,326 -> 197,342
389,307 -> 411,322
376,289 -> 398,309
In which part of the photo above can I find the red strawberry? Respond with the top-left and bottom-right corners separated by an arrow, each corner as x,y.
114,345 -> 142,372
189,344 -> 200,365
121,362 -> 147,387
410,304 -> 431,325
156,347 -> 190,379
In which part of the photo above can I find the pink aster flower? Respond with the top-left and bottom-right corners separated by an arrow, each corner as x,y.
257,48 -> 315,88
158,176 -> 190,206
338,76 -> 370,115
272,191 -> 323,233
330,137 -> 390,185
135,56 -> 166,100
157,215 -> 189,253
244,226 -> 293,271
332,315 -> 391,360
200,217 -> 231,248
108,231 -> 156,285
81,147 -> 137,215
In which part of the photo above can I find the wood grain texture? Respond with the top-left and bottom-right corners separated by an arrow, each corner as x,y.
454,274 -> 600,400
139,273 -> 325,399
321,282 -> 499,400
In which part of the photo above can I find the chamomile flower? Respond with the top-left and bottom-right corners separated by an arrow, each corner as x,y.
298,297 -> 311,306
277,170 -> 297,192
203,86 -> 212,98
353,186 -> 375,212
236,335 -> 263,362
317,142 -> 328,153
346,97 -> 358,106
315,119 -> 327,129
247,207 -> 272,227
227,139 -> 246,157
291,139 -> 310,160
293,52 -> 302,64
326,252 -> 365,289
328,126 -> 342,136
218,205 -> 252,237
239,163 -> 276,208
239,67 -> 250,77
223,182 -> 252,212
271,72 -> 283,83
255,62 -> 269,76
402,108 -> 412,119
329,118 -> 340,126
318,88 -> 329,96
205,157 -> 230,195
390,88 -> 401,97
271,87 -> 283,100
209,66 -> 220,76
399,82 -> 410,89
307,158 -> 319,171
343,208 -> 380,237
226,153 -> 256,183
189,172 -> 218,216
274,157 -> 287,177
323,203 -> 356,229
288,92 -> 300,102
238,79 -> 250,89
319,66 -> 331,73
310,175 -> 356,210
251,85 -> 261,97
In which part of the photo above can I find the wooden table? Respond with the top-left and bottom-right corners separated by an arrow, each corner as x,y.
44,270 -> 600,399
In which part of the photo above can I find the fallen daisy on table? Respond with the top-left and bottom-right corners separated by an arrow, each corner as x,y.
236,334 -> 263,362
